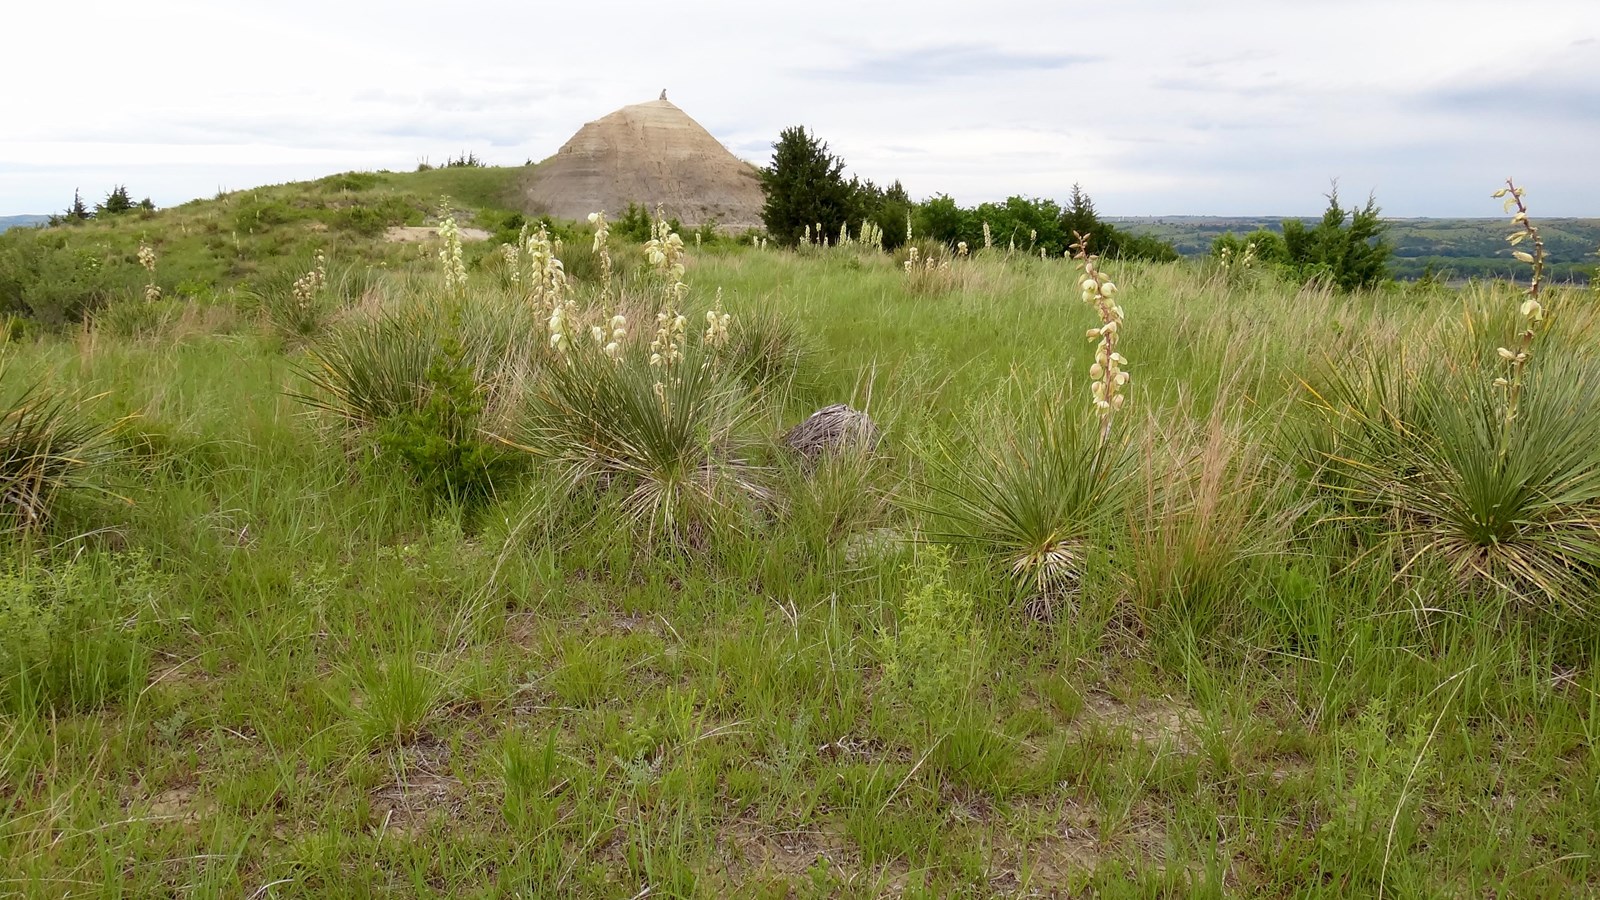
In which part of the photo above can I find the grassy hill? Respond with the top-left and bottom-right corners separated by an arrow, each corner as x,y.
1112,215 -> 1600,282
2,170 -> 1599,895
0,166 -> 530,323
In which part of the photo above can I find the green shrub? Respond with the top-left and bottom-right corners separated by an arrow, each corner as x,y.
375,333 -> 512,505
0,231 -> 138,325
232,195 -> 298,234
878,547 -> 984,722
317,172 -> 383,193
328,204 -> 389,236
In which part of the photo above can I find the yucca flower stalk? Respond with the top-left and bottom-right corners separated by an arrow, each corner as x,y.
587,211 -> 614,308
703,289 -> 731,350
525,224 -> 567,313
437,213 -> 467,301
1490,178 -> 1546,424
137,244 -> 160,303
1072,232 -> 1130,433
501,242 -> 521,291
293,250 -> 327,315
645,211 -> 687,304
982,221 -> 993,251
956,241 -> 969,258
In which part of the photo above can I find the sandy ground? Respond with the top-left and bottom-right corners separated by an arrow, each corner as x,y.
384,226 -> 492,243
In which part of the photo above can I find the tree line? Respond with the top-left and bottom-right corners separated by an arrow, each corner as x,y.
758,126 -> 1178,261
48,186 -> 155,226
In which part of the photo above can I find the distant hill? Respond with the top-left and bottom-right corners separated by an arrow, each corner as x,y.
1111,215 -> 1600,282
0,215 -> 48,233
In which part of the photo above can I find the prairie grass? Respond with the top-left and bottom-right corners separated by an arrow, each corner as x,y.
0,204 -> 1597,897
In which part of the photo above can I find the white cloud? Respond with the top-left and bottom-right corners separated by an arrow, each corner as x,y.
3,0 -> 1596,216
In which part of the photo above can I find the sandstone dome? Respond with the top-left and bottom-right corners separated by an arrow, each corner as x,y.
522,97 -> 765,230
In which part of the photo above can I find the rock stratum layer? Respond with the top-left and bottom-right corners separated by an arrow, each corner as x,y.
523,98 -> 764,230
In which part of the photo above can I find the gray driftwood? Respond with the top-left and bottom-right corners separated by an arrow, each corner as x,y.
781,404 -> 880,463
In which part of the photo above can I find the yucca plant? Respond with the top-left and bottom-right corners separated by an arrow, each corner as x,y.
1,364 -> 116,533
921,394 -> 1132,614
725,305 -> 819,397
1304,351 -> 1600,614
293,309 -> 441,429
512,339 -> 764,548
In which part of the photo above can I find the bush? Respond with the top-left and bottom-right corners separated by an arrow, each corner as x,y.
374,333 -> 512,505
317,172 -> 383,193
0,231 -> 138,325
878,547 -> 984,722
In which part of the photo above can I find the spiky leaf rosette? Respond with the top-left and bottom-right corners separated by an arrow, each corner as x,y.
1305,352 -> 1600,614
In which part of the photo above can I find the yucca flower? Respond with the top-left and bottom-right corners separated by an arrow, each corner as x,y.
137,244 -> 161,302
650,309 -> 687,369
437,213 -> 467,299
502,243 -> 522,290
644,212 -> 687,302
703,289 -> 731,349
982,221 -> 993,251
293,250 -> 327,313
1491,179 -> 1548,423
604,313 -> 628,360
956,241 -> 969,257
1072,233 -> 1129,428
587,211 -> 615,306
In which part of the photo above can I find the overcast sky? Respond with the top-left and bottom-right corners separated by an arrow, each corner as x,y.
3,0 -> 1596,217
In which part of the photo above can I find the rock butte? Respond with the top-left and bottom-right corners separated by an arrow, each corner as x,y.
522,97 -> 764,231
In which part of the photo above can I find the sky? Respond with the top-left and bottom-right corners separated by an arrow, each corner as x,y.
3,0 -> 1597,218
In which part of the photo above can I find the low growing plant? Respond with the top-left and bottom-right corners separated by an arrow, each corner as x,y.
878,546 -> 985,723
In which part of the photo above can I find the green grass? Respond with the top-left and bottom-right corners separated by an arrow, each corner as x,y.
0,200 -> 1598,897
